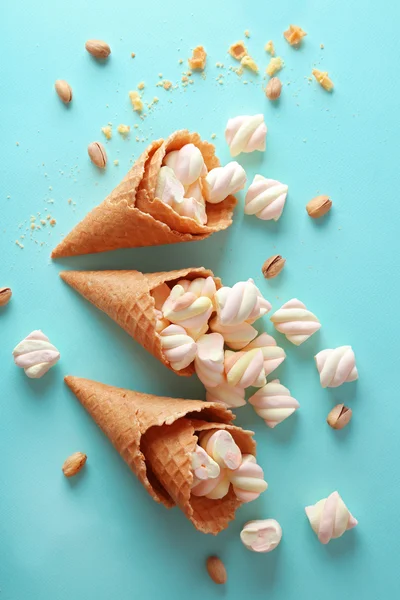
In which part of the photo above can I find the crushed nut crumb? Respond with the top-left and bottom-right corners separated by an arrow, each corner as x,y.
131,52 -> 136,58
320,43 -> 324,49
117,124 -> 130,137
30,223 -> 35,230
101,125 -> 112,140
241,55 -> 259,73
266,56 -> 284,76
15,240 -> 24,249
163,80 -> 172,90
312,69 -> 334,91
244,29 -> 250,38
50,219 -> 56,227
211,133 -> 216,139
137,81 -> 145,90
178,59 -> 183,64
129,90 -> 143,112
114,159 -> 119,166
265,40 -> 275,56
188,45 -> 207,70
229,41 -> 247,61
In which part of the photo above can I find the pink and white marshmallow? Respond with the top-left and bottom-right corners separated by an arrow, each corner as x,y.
228,454 -> 268,502
155,166 -> 185,205
315,346 -> 358,388
159,324 -> 197,371
177,276 -> 216,300
191,445 -> 220,486
240,519 -> 282,553
12,330 -> 60,379
162,285 -> 213,330
173,196 -> 207,225
225,114 -> 267,157
199,430 -> 242,470
245,175 -> 288,221
204,162 -> 247,204
242,333 -> 286,376
215,279 -> 271,326
209,316 -> 258,350
194,333 -> 225,388
224,349 -> 266,389
191,468 -> 229,499
184,179 -> 205,203
163,143 -> 207,186
305,491 -> 358,545
206,382 -> 246,408
249,380 -> 299,428
270,298 -> 321,345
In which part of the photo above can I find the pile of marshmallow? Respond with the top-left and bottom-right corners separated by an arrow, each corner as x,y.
153,275 -> 302,427
155,114 -> 290,225
191,429 -> 267,502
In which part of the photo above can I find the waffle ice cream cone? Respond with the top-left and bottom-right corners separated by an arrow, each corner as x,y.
51,131 -> 236,258
60,268 -> 221,376
65,376 -> 256,534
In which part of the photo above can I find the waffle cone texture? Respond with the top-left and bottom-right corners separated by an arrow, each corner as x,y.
51,130 -> 236,258
60,267 -> 221,376
65,376 -> 256,534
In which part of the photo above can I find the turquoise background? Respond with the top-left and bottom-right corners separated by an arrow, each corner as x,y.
1,0 -> 399,598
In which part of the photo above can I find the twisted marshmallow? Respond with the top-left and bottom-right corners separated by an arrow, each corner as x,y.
200,430 -> 242,470
177,276 -> 216,300
209,316 -> 258,350
249,379 -> 299,428
225,114 -> 267,157
163,143 -> 206,186
242,333 -> 286,376
305,491 -> 358,544
173,196 -> 207,225
184,178 -> 205,203
228,455 -> 268,502
155,166 -> 185,206
270,298 -> 321,345
224,349 -> 266,389
191,445 -> 220,487
194,333 -> 225,388
204,162 -> 247,204
159,324 -> 197,371
162,285 -> 213,330
315,346 -> 358,388
215,279 -> 271,326
240,519 -> 282,553
205,382 -> 246,408
192,469 -> 231,499
12,330 -> 60,379
245,175 -> 288,221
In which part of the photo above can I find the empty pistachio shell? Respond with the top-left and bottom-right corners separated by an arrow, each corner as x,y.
327,404 -> 352,430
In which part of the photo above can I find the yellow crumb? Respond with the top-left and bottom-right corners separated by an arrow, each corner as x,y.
241,55 -> 259,73
153,96 -> 159,103
137,81 -> 145,90
211,133 -> 216,139
68,198 -> 72,204
266,56 -> 284,76
134,123 -> 139,129
320,43 -> 324,49
229,40 -> 247,61
114,159 -> 119,166
30,223 -> 35,230
15,240 -> 24,248
283,25 -> 307,46
215,62 -> 224,68
244,29 -> 250,38
46,215 -> 51,220
163,80 -> 172,90
40,219 -> 46,225
188,45 -> 207,70
158,73 -> 163,78
50,219 -> 56,227
312,69 -> 334,91
129,90 -> 143,112
265,40 -> 275,56
178,59 -> 183,64
117,124 -> 130,137
101,125 -> 112,140
131,52 -> 136,58
182,75 -> 188,83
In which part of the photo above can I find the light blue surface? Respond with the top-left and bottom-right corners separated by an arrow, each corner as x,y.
1,1 -> 399,598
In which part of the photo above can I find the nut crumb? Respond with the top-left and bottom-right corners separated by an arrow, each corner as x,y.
188,45 -> 207,70
244,29 -> 250,38
215,62 -> 224,68
265,40 -> 275,55
50,218 -> 56,227
320,43 -> 324,49
266,56 -> 283,76
178,58 -> 183,64
211,133 -> 216,139
283,25 -> 307,46
137,81 -> 145,90
114,159 -> 119,166
101,125 -> 112,140
312,69 -> 334,91
228,41 -> 247,61
163,80 -> 172,90
15,240 -> 24,249
182,75 -> 188,83
30,223 -> 35,230
117,124 -> 130,137
129,90 -> 143,112
131,52 -> 136,58
241,55 -> 258,73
